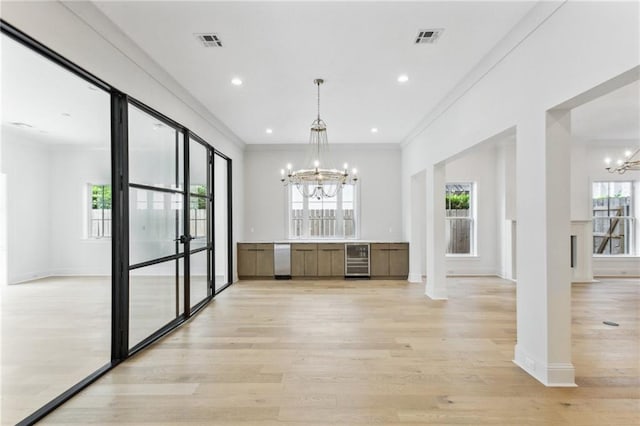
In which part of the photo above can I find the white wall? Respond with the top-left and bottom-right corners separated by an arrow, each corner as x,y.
0,1 -> 245,281
399,1 -> 638,386
444,144 -> 499,275
401,1 -> 638,203
402,1 -> 638,276
49,146 -> 111,276
0,129 -> 51,283
571,142 -> 640,276
244,144 -> 403,242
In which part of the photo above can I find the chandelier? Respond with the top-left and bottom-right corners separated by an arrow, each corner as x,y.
605,147 -> 640,174
280,78 -> 357,199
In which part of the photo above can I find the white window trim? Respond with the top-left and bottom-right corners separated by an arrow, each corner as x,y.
86,183 -> 112,240
445,181 -> 476,256
287,182 -> 360,240
591,180 -> 636,256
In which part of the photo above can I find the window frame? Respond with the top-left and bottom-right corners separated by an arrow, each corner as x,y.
88,183 -> 112,239
591,180 -> 635,256
287,182 -> 359,240
445,182 -> 476,256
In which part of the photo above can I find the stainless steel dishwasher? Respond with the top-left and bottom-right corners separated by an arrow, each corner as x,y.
273,243 -> 291,279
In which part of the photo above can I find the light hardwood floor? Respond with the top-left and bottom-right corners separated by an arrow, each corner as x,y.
3,277 -> 639,425
2,278 -> 640,425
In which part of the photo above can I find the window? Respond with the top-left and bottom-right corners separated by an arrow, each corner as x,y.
592,181 -> 634,255
90,184 -> 111,238
445,182 -> 475,255
289,183 -> 357,239
190,185 -> 207,240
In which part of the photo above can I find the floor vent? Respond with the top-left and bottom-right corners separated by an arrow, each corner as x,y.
195,33 -> 223,47
415,29 -> 444,44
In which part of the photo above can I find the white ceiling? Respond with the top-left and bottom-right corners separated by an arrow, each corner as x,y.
571,80 -> 640,144
1,2 -> 637,151
93,1 -> 538,145
0,35 -> 111,147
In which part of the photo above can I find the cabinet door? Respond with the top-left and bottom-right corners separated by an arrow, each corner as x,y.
237,244 -> 256,277
331,246 -> 345,276
317,245 -> 333,276
256,244 -> 274,276
291,244 -> 307,276
370,243 -> 390,277
389,244 -> 409,277
303,244 -> 318,276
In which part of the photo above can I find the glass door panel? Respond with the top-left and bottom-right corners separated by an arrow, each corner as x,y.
129,258 -> 183,347
128,103 -> 185,350
189,249 -> 209,308
188,138 -> 211,307
214,154 -> 229,288
128,104 -> 183,190
129,188 -> 184,265
0,33 -> 112,424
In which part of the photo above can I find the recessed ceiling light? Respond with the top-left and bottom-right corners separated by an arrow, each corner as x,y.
231,77 -> 243,86
266,128 -> 273,134
62,112 -> 71,117
371,127 -> 379,133
397,74 -> 409,83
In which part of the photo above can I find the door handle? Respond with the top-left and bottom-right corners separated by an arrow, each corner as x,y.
175,235 -> 194,244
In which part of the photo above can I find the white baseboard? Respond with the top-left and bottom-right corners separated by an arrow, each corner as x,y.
425,288 -> 448,300
8,271 -> 52,285
408,273 -> 423,283
513,344 -> 576,387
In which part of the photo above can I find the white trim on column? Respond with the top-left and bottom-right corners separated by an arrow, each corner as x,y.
425,285 -> 448,300
514,344 -> 576,387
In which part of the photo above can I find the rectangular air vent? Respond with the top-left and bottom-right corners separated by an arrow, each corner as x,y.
195,33 -> 223,47
415,29 -> 444,44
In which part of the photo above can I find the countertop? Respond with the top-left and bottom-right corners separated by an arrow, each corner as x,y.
239,240 -> 409,244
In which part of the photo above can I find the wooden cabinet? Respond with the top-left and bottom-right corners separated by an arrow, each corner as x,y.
239,241 -> 408,280
237,243 -> 274,279
370,243 -> 408,279
317,244 -> 345,277
291,244 -> 317,277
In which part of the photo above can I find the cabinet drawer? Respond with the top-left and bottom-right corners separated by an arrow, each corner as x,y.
389,243 -> 408,251
318,243 -> 344,252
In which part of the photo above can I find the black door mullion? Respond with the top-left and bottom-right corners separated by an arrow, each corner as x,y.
175,129 -> 181,317
227,158 -> 233,287
208,149 -> 213,296
183,130 -> 191,316
110,91 -> 129,362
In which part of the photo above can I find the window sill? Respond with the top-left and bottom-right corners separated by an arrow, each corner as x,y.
446,254 -> 479,259
593,255 -> 639,259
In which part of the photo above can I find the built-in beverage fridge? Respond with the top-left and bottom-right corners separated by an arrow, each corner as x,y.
344,243 -> 370,277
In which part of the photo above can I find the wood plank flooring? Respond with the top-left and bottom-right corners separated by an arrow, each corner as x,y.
28,277 -> 639,425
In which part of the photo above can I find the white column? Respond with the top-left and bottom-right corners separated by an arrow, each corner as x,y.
513,109 -> 575,386
409,171 -> 426,283
425,162 -> 447,299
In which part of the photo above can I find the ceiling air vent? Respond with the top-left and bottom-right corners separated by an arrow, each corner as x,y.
415,29 -> 444,44
195,33 -> 222,47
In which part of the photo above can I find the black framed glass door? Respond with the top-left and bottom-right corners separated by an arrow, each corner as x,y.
127,103 -> 186,349
188,135 -> 213,309
0,19 -> 234,424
